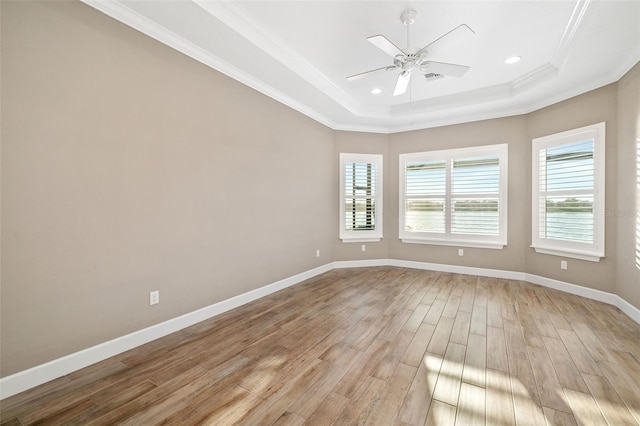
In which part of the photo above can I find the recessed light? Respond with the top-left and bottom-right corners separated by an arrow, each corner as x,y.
505,56 -> 521,64
371,88 -> 382,95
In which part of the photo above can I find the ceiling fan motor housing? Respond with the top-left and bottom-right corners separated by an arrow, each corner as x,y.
400,9 -> 417,26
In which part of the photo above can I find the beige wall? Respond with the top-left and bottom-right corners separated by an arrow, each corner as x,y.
1,0 -> 639,379
333,131 -> 390,261
615,63 -> 640,307
1,1 -> 335,376
387,116 -> 529,273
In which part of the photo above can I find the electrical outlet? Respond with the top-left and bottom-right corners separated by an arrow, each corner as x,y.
150,290 -> 159,305
458,249 -> 464,256
561,260 -> 568,270
361,244 -> 366,252
316,249 -> 320,258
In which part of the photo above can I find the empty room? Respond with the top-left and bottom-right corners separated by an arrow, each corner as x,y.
1,0 -> 639,424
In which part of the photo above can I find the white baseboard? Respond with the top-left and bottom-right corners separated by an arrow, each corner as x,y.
2,259 -> 638,400
614,294 -> 640,324
0,263 -> 334,400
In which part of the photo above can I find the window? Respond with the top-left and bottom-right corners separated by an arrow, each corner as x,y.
532,122 -> 605,262
634,138 -> 640,269
399,144 -> 508,249
340,153 -> 383,242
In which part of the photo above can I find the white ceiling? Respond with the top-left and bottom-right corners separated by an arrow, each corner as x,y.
83,0 -> 640,133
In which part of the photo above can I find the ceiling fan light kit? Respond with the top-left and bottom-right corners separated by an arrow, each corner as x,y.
347,9 -> 473,96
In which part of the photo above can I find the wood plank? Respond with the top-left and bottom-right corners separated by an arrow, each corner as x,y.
458,286 -> 476,313
487,301 -> 504,328
597,361 -> 640,423
401,322 -> 436,367
424,299 -> 447,326
67,380 -> 158,423
518,309 -> 545,348
20,398 -> 96,425
364,363 -> 417,425
426,317 -> 455,356
504,319 -> 528,359
398,352 -> 443,426
288,348 -> 361,418
273,411 -> 305,426
470,304 -> 487,336
432,342 -> 466,406
334,339 -> 389,398
332,376 -> 385,425
462,333 -> 486,388
455,383 -> 485,426
542,336 -> 589,393
542,407 -> 578,426
486,326 -> 509,373
562,388 -> 608,426
442,295 -> 462,319
508,356 -> 546,426
526,345 -> 571,413
371,330 -> 414,380
303,392 -> 349,426
450,311 -> 472,345
556,329 -> 602,377
570,322 -> 612,363
608,349 -> 640,385
485,368 -> 515,426
425,400 -> 457,426
581,372 -> 639,426
378,309 -> 413,341
403,303 -> 431,332
86,366 -> 208,425
185,385 -> 258,425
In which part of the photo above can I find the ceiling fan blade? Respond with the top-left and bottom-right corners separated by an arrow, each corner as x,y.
367,35 -> 405,58
421,61 -> 470,77
346,66 -> 396,81
417,24 -> 474,57
393,70 -> 412,96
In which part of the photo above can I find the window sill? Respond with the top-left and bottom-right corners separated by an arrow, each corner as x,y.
341,237 -> 382,243
401,238 -> 505,250
531,246 -> 603,262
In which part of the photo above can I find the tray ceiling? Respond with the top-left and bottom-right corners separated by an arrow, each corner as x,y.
83,0 -> 640,133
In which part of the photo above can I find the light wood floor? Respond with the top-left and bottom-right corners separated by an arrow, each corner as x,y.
1,267 -> 640,425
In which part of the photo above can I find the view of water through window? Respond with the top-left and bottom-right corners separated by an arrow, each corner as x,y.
539,140 -> 595,243
404,156 -> 500,236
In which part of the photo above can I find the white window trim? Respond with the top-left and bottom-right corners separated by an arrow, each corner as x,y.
531,122 -> 605,262
340,153 -> 383,243
399,144 -> 508,249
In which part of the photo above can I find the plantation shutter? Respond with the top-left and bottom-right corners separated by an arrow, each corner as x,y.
451,156 -> 501,235
344,161 -> 377,231
404,160 -> 446,233
538,140 -> 595,243
399,144 -> 507,248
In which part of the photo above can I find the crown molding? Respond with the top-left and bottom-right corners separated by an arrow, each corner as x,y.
80,0 -> 341,130
80,0 -> 633,134
551,0 -> 591,69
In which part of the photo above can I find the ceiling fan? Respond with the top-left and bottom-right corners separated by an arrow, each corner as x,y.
347,9 -> 474,96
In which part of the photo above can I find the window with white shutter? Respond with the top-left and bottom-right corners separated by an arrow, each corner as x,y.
399,144 -> 507,248
532,122 -> 605,262
636,137 -> 640,269
340,153 -> 383,242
